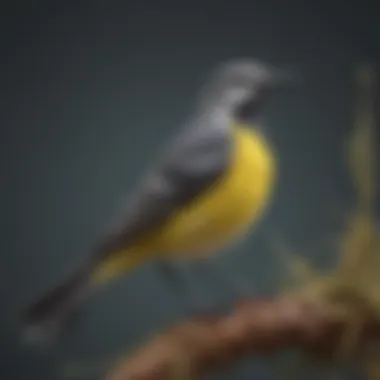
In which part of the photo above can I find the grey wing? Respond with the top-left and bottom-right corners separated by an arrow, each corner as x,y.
89,120 -> 232,264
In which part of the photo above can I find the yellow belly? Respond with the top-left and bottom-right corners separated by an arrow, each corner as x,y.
152,123 -> 276,257
92,123 -> 276,283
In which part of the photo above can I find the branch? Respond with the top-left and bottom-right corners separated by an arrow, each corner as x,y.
106,293 -> 380,380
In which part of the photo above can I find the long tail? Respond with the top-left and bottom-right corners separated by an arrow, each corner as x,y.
20,247 -> 148,348
21,265 -> 94,347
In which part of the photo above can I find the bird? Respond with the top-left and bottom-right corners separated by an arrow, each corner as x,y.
21,59 -> 295,346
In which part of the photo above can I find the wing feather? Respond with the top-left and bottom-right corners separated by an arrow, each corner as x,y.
90,118 -> 232,263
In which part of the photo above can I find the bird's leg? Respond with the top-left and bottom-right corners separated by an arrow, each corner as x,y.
155,260 -> 184,288
185,258 -> 253,316
191,259 -> 253,302
156,260 -> 232,316
156,259 -> 197,303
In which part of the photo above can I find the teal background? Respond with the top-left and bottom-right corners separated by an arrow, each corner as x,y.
0,1 -> 378,379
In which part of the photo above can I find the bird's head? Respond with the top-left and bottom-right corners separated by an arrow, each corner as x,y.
198,59 -> 297,121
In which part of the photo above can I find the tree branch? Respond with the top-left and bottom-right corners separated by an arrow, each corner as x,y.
106,293 -> 380,380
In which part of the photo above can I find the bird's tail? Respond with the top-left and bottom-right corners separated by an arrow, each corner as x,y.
20,246 -> 149,347
21,265 -> 94,347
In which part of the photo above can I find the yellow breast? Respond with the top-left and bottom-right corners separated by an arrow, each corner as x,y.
153,123 -> 276,257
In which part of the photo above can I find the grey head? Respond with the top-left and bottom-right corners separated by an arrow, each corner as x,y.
198,59 -> 296,121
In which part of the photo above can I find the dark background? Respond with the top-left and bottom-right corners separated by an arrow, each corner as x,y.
0,1 -> 379,379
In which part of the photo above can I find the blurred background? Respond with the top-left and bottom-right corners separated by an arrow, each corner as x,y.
0,1 -> 379,379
